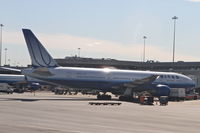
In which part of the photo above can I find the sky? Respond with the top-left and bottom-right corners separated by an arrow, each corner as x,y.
1,0 -> 200,66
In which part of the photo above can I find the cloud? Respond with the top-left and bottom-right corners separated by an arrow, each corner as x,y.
2,30 -> 200,65
187,0 -> 200,2
4,31 -> 24,44
32,33 -> 173,61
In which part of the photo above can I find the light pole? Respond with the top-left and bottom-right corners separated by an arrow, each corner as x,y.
143,36 -> 147,62
4,48 -> 7,65
8,59 -> 10,66
78,48 -> 81,57
172,16 -> 178,63
0,24 -> 3,66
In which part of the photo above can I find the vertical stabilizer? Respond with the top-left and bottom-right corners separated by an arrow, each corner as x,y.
22,29 -> 58,67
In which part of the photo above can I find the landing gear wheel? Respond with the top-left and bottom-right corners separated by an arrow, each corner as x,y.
119,96 -> 133,101
97,94 -> 111,100
119,96 -> 125,101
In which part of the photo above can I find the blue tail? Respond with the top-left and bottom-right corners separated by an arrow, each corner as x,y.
22,29 -> 58,67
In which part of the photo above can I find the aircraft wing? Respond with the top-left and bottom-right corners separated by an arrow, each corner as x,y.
32,67 -> 55,77
112,75 -> 159,89
14,80 -> 28,85
124,75 -> 159,88
1,67 -> 22,72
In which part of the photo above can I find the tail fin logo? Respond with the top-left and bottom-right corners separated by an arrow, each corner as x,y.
22,29 -> 58,67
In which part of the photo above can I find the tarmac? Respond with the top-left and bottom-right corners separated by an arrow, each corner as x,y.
0,92 -> 200,133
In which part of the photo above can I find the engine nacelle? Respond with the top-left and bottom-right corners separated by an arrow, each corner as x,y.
152,84 -> 170,97
27,82 -> 41,91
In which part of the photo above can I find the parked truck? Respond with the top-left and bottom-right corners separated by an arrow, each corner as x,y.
0,83 -> 14,94
169,88 -> 185,101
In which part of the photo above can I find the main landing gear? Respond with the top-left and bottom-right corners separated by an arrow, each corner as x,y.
97,94 -> 111,100
119,96 -> 133,101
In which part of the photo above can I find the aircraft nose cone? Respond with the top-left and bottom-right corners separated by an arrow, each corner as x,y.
190,80 -> 196,87
187,78 -> 195,87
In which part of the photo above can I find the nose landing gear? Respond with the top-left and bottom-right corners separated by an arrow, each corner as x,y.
97,94 -> 111,100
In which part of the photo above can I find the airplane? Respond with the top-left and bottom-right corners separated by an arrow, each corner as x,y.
21,29 -> 195,100
0,74 -> 48,93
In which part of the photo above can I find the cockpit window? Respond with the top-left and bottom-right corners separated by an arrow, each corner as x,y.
172,76 -> 175,79
176,76 -> 179,79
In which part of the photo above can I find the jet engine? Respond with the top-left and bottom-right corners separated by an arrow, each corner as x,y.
151,84 -> 170,97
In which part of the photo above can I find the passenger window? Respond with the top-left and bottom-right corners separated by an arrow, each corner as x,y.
168,75 -> 170,78
160,75 -> 163,78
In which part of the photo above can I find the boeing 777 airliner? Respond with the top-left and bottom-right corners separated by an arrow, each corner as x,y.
21,29 -> 195,100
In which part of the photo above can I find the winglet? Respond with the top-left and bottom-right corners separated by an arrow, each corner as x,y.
22,29 -> 58,67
